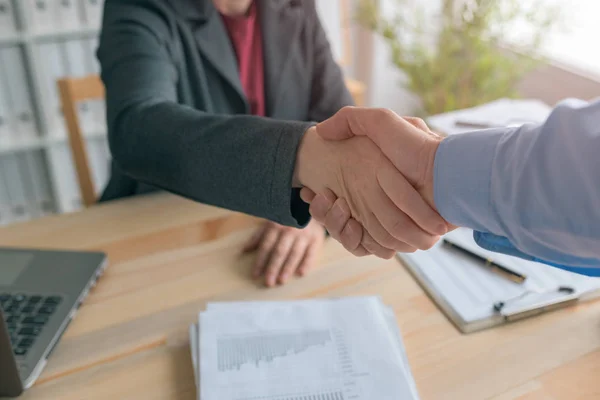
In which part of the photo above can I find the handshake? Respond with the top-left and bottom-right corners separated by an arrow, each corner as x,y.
294,107 -> 454,259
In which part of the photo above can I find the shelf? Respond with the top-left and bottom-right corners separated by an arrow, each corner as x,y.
0,27 -> 100,46
0,136 -> 46,154
0,33 -> 24,46
0,131 -> 107,155
46,130 -> 108,146
32,27 -> 100,43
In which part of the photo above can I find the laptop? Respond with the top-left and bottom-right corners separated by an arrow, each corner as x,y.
0,247 -> 107,397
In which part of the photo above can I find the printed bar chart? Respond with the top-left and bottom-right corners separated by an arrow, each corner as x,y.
217,330 -> 332,372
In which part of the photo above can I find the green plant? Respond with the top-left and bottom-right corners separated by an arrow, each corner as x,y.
357,0 -> 562,115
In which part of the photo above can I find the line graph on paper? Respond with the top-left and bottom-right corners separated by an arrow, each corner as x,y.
213,329 -> 358,400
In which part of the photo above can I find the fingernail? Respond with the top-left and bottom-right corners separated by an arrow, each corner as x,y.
341,221 -> 355,239
311,196 -> 331,217
331,203 -> 345,221
280,273 -> 288,283
437,223 -> 448,235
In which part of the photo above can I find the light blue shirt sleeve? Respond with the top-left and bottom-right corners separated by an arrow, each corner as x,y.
433,98 -> 600,276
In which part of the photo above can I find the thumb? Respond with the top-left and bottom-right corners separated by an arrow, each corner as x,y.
314,106 -> 358,141
316,107 -> 413,146
316,107 -> 437,187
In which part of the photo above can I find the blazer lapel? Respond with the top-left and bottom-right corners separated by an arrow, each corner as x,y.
259,0 -> 304,116
188,1 -> 248,111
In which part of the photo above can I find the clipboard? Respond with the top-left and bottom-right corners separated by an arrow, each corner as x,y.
397,229 -> 600,334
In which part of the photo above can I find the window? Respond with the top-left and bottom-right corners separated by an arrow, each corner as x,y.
541,0 -> 600,75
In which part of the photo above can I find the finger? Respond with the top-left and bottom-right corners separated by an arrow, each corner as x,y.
279,239 -> 308,284
362,230 -> 417,258
402,117 -> 442,139
298,240 -> 320,276
243,225 -> 265,253
324,198 -> 352,241
252,227 -> 280,278
308,189 -> 338,224
370,185 -> 440,251
310,198 -> 368,256
317,200 -> 369,256
300,188 -> 316,204
362,184 -> 421,250
360,231 -> 399,259
311,185 -> 405,254
339,217 -> 365,255
350,244 -> 370,257
264,232 -> 296,287
403,116 -> 430,132
378,166 -> 447,237
363,208 -> 411,251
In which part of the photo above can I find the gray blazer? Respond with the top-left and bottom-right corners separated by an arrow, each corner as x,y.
97,0 -> 353,227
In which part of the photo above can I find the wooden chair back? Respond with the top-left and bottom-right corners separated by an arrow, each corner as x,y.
57,75 -> 105,208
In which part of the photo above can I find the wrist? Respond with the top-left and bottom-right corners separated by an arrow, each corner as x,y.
293,126 -> 325,188
421,137 -> 442,211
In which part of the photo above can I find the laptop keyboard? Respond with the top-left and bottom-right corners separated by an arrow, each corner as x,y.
0,293 -> 62,357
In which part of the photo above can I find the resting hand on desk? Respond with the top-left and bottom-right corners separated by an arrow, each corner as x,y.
243,219 -> 325,287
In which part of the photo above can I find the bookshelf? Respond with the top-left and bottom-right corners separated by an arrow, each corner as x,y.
0,0 -> 109,225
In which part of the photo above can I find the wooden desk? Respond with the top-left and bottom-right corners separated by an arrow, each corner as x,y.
2,193 -> 600,400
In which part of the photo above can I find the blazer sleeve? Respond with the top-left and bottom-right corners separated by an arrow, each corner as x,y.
306,1 -> 355,122
98,2 -> 312,227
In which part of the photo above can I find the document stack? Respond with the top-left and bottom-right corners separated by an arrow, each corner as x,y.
427,98 -> 552,136
189,297 -> 420,400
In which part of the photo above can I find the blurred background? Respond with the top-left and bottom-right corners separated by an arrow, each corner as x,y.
0,0 -> 596,226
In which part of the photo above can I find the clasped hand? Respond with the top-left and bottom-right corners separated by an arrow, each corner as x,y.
294,107 -> 453,258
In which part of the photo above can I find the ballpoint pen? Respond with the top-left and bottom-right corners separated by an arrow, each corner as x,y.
443,239 -> 527,284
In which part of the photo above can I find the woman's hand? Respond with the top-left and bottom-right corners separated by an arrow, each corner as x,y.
243,219 -> 326,287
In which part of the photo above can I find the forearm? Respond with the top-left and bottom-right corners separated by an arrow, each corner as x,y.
434,99 -> 600,269
111,101 -> 314,226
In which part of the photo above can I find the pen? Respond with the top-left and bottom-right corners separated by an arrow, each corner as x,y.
442,239 -> 527,284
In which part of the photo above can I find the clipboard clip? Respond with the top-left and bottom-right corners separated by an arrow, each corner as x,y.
493,286 -> 577,322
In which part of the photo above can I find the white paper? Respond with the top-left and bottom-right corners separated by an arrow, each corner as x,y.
400,228 -> 600,323
204,297 -> 418,396
189,323 -> 199,389
191,297 -> 419,400
427,98 -> 552,136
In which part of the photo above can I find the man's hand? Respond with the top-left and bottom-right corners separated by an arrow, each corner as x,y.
298,108 -> 452,256
243,219 -> 325,287
293,108 -> 448,258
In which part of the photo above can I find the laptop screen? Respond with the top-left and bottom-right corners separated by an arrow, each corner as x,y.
0,253 -> 34,286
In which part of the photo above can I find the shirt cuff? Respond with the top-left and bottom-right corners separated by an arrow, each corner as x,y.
473,231 -> 600,277
433,128 -> 512,234
271,121 -> 315,227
